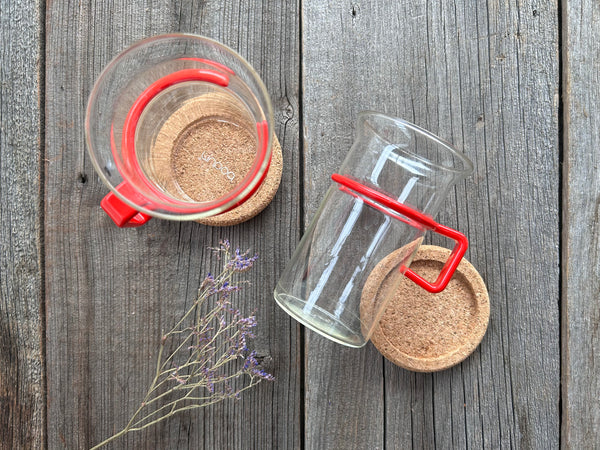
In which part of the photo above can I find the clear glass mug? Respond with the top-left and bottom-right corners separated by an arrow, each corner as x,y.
85,34 -> 274,227
274,112 -> 474,347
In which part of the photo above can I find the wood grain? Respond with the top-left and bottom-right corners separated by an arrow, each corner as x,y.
562,0 -> 600,447
302,1 -> 559,448
0,0 -> 45,448
44,0 -> 301,448
1,0 -> 576,447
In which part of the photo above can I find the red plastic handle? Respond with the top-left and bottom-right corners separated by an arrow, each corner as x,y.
331,173 -> 468,294
111,67 -> 271,215
100,182 -> 152,228
402,224 -> 468,293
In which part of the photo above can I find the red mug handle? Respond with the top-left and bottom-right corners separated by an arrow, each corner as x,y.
401,223 -> 468,293
331,173 -> 468,294
100,182 -> 152,228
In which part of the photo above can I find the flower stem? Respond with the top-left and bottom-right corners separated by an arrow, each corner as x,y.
89,243 -> 271,449
89,427 -> 130,450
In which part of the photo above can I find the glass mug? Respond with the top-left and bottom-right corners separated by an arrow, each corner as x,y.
85,34 -> 274,227
274,112 -> 474,347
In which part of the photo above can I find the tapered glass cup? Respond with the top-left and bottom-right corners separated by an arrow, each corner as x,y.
274,112 -> 473,347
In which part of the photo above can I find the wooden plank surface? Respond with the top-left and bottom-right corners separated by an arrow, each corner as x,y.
302,1 -> 560,448
44,0 -> 301,448
3,0 -> 588,447
562,0 -> 600,447
0,0 -> 45,448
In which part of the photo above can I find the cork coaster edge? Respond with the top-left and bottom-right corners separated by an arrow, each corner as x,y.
367,245 -> 490,372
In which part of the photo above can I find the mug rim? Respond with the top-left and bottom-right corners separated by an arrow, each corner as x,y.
85,33 -> 275,221
357,111 -> 474,179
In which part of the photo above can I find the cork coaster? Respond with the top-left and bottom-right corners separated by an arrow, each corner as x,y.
361,245 -> 489,372
148,92 -> 282,226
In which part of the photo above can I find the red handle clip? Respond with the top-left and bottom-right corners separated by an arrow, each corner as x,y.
331,173 -> 468,294
101,182 -> 152,228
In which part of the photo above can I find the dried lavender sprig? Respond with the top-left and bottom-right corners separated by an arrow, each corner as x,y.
90,242 -> 272,449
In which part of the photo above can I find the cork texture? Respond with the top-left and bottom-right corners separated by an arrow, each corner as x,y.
171,118 -> 256,202
149,92 -> 257,201
196,135 -> 282,226
361,245 -> 489,372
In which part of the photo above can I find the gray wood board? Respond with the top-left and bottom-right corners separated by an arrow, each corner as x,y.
302,1 -> 559,448
0,0 -> 45,448
44,0 -> 301,448
562,0 -> 600,447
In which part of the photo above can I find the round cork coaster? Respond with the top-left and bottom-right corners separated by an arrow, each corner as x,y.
196,135 -> 282,226
362,245 -> 489,372
148,92 -> 282,226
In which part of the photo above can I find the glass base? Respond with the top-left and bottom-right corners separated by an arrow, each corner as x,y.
274,286 -> 366,348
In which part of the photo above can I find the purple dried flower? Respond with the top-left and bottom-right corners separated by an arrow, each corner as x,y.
225,248 -> 259,273
242,351 -> 274,381
238,316 -> 257,327
243,351 -> 258,370
201,273 -> 215,289
251,369 -> 275,381
93,241 -> 272,449
216,282 -> 240,299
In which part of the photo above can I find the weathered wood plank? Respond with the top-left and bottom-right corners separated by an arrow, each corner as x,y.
562,0 -> 600,446
0,0 -> 45,448
45,0 -> 301,448
302,1 -> 559,448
